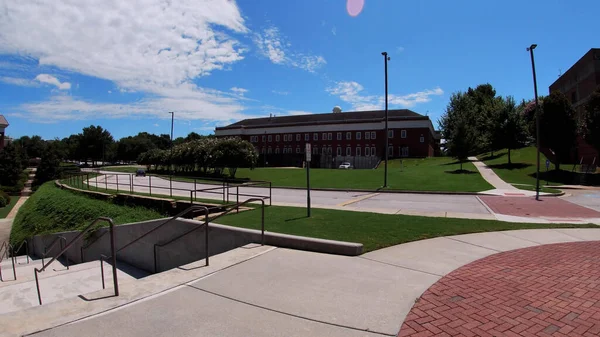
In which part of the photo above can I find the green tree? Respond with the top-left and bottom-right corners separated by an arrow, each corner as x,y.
0,143 -> 23,191
466,83 -> 502,153
496,96 -> 529,164
539,91 -> 577,170
210,138 -> 258,178
583,89 -> 600,154
80,125 -> 115,165
33,142 -> 62,186
440,92 -> 478,169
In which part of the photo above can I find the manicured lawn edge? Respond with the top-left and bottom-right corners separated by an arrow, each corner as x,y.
0,196 -> 20,219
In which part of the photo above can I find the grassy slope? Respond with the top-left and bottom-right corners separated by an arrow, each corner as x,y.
10,182 -> 163,244
478,147 -> 561,192
102,158 -> 492,192
216,205 -> 594,252
0,197 -> 20,219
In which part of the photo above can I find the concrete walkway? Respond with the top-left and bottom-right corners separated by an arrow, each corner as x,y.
24,228 -> 600,337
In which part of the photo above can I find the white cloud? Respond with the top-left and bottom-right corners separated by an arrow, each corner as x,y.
287,110 -> 314,116
272,90 -> 289,96
0,76 -> 38,87
108,90 -> 112,94
254,26 -> 326,73
326,81 -> 444,111
331,27 -> 337,36
0,0 -> 250,122
153,123 -> 159,127
230,87 -> 248,95
397,46 -> 405,53
35,74 -> 71,90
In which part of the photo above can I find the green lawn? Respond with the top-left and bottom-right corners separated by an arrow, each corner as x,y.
0,197 -> 20,219
10,182 -> 163,245
478,147 -> 562,193
215,205 -> 595,252
101,158 -> 493,192
234,157 -> 492,192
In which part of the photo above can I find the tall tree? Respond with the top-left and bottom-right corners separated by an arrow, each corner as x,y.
539,91 -> 577,170
33,142 -> 62,186
495,96 -> 529,164
0,143 -> 23,190
466,83 -> 502,153
583,89 -> 600,154
440,92 -> 479,169
80,125 -> 114,165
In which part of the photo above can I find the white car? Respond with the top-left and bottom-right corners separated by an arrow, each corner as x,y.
338,162 -> 353,169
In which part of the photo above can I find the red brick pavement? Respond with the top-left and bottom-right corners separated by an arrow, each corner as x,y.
479,196 -> 600,218
398,241 -> 600,337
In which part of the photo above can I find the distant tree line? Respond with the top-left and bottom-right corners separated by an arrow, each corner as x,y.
440,84 -> 600,171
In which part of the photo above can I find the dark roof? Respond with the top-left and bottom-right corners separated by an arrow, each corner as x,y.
0,115 -> 8,127
217,109 -> 427,130
549,48 -> 600,89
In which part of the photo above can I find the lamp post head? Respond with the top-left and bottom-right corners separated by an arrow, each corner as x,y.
381,52 -> 387,56
527,44 -> 537,51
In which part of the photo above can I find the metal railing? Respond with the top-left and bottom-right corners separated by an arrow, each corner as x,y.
153,197 -> 266,273
12,240 -> 29,265
226,182 -> 272,208
0,241 -> 16,282
41,236 -> 69,270
98,205 -> 212,285
34,217 -> 119,305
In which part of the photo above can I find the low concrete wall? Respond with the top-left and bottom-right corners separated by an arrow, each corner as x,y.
32,218 -> 363,274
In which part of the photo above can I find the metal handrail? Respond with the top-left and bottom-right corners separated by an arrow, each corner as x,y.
153,198 -> 266,273
34,217 -> 119,305
41,236 -> 69,270
0,242 -> 16,282
12,240 -> 29,264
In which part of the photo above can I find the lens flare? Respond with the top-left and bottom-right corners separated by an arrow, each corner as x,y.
346,0 -> 365,17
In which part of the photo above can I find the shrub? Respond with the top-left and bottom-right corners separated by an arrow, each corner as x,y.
0,190 -> 11,206
0,195 -> 7,208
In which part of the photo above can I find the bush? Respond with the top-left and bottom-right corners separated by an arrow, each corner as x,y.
0,195 -> 7,208
0,190 -> 11,206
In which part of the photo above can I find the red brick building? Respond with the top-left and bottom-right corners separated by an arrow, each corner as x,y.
0,115 -> 8,151
215,109 -> 440,168
549,48 -> 600,162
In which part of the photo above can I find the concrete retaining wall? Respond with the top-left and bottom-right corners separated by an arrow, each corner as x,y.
31,218 -> 363,274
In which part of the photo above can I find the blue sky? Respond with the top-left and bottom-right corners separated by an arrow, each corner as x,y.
0,0 -> 598,140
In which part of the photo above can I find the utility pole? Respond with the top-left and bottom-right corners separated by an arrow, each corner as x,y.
169,111 -> 174,197
381,52 -> 390,188
526,45 -> 541,201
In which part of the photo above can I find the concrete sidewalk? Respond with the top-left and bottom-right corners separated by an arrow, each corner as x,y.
29,228 -> 600,337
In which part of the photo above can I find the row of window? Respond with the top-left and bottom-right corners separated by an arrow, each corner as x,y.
259,146 -> 410,156
250,130 -> 417,143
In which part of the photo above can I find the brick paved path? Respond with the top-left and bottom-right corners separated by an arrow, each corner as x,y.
479,196 -> 600,218
398,241 -> 600,337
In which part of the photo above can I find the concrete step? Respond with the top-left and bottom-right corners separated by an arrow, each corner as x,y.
0,260 -> 147,315
1,255 -> 48,269
0,259 -> 98,288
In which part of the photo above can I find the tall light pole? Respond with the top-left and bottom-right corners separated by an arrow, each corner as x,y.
168,111 -> 174,197
382,51 -> 390,188
526,44 -> 541,201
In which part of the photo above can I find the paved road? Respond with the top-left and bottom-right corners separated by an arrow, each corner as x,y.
85,171 -> 493,218
30,228 -> 600,337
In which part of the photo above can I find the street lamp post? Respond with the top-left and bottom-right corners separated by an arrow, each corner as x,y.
526,44 -> 541,201
169,111 -> 174,197
381,51 -> 390,188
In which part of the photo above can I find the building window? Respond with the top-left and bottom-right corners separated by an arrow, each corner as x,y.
268,147 -> 272,154
328,133 -> 332,140
371,131 -> 376,139
336,147 -> 342,156
365,132 -> 370,140
313,146 -> 318,154
388,146 -> 393,156
401,146 -> 409,157
296,134 -> 301,141
346,132 -> 351,140
283,134 -> 287,142
289,134 -> 293,141
365,147 -> 370,156
356,147 -> 361,156
305,134 -> 309,141
262,147 -> 266,154
262,135 -> 266,142
420,135 -> 424,143
328,146 -> 332,154
313,133 -> 318,141
337,132 -> 342,140
356,132 -> 361,140
276,135 -> 280,142
275,147 -> 280,154
370,147 -> 376,156
296,147 -> 301,154
389,130 -> 395,138
268,135 -> 272,142
346,147 -> 351,156
400,130 -> 406,139
322,133 -> 327,140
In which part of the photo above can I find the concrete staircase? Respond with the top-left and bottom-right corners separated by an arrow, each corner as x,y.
21,168 -> 36,197
0,254 -> 148,315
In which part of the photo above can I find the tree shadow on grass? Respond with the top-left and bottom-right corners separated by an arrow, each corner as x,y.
444,169 -> 478,174
479,152 -> 507,161
285,216 -> 309,222
488,163 -> 532,170
441,159 -> 475,166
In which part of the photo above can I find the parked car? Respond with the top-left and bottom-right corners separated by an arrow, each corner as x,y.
338,162 -> 353,169
135,169 -> 146,177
